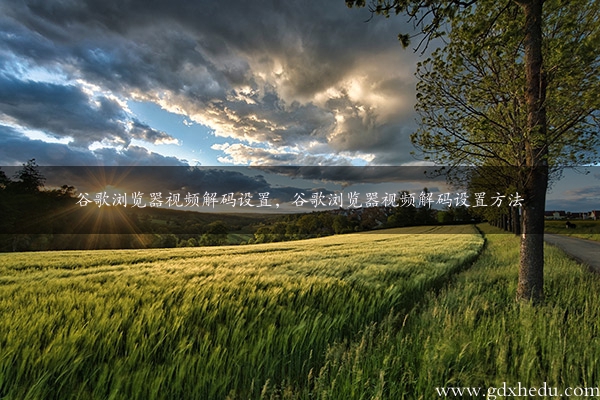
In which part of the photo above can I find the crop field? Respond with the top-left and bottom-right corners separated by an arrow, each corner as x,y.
0,226 -> 483,399
3,225 -> 598,399
301,225 -> 600,398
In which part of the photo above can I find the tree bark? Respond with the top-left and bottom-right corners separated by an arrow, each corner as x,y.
516,0 -> 548,303
512,206 -> 521,235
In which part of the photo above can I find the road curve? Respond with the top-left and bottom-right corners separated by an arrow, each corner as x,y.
544,234 -> 600,273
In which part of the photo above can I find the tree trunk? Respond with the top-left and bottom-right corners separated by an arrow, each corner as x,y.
518,170 -> 547,302
512,206 -> 521,235
516,0 -> 548,303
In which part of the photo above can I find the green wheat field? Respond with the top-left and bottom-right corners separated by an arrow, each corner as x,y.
1,224 -> 599,399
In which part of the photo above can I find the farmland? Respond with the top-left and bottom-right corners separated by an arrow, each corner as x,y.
0,225 -> 482,399
303,225 -> 600,398
1,224 -> 599,399
545,219 -> 600,242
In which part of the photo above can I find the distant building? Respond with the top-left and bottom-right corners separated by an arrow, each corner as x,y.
545,210 -> 567,220
570,212 -> 587,220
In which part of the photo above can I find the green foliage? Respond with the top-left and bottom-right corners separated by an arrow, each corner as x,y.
198,233 -> 228,246
205,220 -> 228,235
0,168 -> 9,189
185,237 -> 198,247
11,159 -> 46,193
385,189 -> 437,228
252,210 -> 354,243
160,233 -> 178,248
346,0 -> 600,301
411,0 -> 600,171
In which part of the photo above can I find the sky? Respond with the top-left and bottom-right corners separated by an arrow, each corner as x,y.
0,0 -> 598,212
0,0 -> 420,167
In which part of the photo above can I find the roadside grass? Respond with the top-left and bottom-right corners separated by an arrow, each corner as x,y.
303,224 -> 600,399
0,225 -> 483,400
545,220 -> 600,241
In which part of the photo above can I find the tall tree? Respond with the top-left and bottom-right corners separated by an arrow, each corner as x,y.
13,159 -> 46,193
0,169 -> 9,189
346,0 -> 600,302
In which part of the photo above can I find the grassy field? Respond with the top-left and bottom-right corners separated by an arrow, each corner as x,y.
2,224 -> 599,399
301,225 -> 600,398
545,219 -> 600,241
0,225 -> 483,399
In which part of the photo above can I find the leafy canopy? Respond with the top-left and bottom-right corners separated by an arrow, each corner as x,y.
411,0 -> 600,173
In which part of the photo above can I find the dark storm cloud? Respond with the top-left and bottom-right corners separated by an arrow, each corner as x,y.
0,125 -> 185,166
1,0 -> 419,165
546,199 -> 600,213
4,0 -> 358,95
0,18 -> 59,64
3,162 -> 337,207
0,125 -> 97,165
564,186 -> 600,200
37,167 -> 273,195
8,0 -> 387,83
0,73 -> 176,147
91,146 -> 187,166
253,165 -> 447,187
129,120 -> 177,144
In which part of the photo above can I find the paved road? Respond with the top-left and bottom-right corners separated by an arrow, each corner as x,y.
544,234 -> 600,273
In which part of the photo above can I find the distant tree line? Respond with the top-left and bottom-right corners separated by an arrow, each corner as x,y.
1,161 -> 488,251
1,159 -> 81,251
250,188 -> 469,244
0,160 -> 262,251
